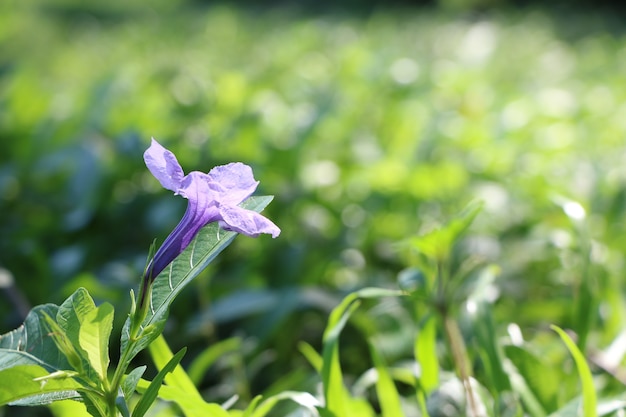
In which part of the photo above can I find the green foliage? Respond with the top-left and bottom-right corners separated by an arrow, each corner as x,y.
2,1 -> 626,417
0,197 -> 275,416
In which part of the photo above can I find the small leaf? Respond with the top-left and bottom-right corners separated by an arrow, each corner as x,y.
298,341 -> 323,373
41,314 -> 85,374
78,302 -> 114,381
57,288 -> 96,344
54,288 -> 107,382
409,200 -> 482,261
131,347 -> 186,417
121,366 -> 147,402
148,335 -> 198,395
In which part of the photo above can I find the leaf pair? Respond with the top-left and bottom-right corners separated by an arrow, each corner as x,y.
0,288 -> 113,407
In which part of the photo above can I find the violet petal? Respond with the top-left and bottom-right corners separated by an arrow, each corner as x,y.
144,138 -> 185,193
219,205 -> 281,238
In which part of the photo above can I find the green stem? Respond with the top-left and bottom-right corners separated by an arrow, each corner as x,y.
106,391 -> 118,417
443,314 -> 480,417
104,335 -> 141,417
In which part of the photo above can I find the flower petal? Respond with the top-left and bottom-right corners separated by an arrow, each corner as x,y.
144,138 -> 185,193
145,180 -> 218,280
207,163 -> 259,205
219,205 -> 281,238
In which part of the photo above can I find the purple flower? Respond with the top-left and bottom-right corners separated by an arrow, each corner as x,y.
142,138 -> 280,282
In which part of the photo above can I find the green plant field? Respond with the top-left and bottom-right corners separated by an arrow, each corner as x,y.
1,1 -> 626,416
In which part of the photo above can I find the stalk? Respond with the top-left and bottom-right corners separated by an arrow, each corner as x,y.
443,314 -> 480,417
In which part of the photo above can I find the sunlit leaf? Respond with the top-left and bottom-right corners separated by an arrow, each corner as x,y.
149,335 -> 198,396
132,347 -> 186,417
416,314 -> 439,394
369,341 -> 404,417
320,288 -> 403,417
551,326 -> 597,417
79,302 -> 114,382
0,365 -> 81,406
135,379 -> 231,417
408,200 -> 482,261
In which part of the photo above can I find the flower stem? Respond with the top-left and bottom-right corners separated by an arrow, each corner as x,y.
443,314 -> 481,417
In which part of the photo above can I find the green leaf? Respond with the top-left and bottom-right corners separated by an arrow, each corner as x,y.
298,341 -> 323,373
81,391 -> 110,417
121,366 -> 146,403
369,342 -> 404,417
408,200 -> 482,261
505,343 -> 560,415
148,335 -> 198,395
131,347 -> 186,417
551,325 -> 597,417
0,304 -> 71,372
321,287 -> 403,417
135,379 -> 231,417
242,395 -> 263,417
145,335 -> 235,417
471,303 -> 511,393
48,398 -> 92,417
79,302 -> 114,382
57,288 -> 96,345
504,358 -> 548,417
0,291 -> 116,408
41,314 -> 86,376
0,365 -> 82,406
55,288 -> 105,382
121,196 -> 275,361
415,314 -> 439,394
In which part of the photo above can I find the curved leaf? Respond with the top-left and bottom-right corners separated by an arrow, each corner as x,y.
551,325 -> 597,417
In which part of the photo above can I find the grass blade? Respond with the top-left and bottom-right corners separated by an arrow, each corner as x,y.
551,325 -> 597,417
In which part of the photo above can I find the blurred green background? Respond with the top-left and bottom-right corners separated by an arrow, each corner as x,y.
2,0 -> 626,415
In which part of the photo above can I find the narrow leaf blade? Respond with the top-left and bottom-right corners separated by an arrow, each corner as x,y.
551,325 -> 597,417
131,348 -> 186,417
148,335 -> 198,396
135,380 -> 231,417
370,342 -> 405,417
416,314 -> 439,394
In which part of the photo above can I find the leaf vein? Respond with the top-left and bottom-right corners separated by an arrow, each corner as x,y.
168,263 -> 174,291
